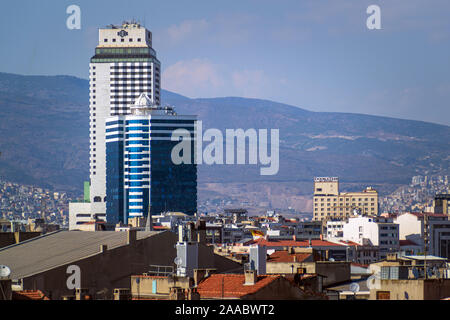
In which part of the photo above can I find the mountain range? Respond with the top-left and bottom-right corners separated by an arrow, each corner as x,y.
0,72 -> 449,212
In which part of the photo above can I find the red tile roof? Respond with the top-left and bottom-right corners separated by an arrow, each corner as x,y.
339,240 -> 361,246
249,238 -> 347,247
12,290 -> 50,300
152,225 -> 169,230
400,239 -> 419,246
407,212 -> 448,218
351,262 -> 369,268
267,251 -> 313,263
196,274 -> 280,298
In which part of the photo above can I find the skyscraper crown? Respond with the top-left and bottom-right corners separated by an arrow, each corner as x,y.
134,93 -> 153,107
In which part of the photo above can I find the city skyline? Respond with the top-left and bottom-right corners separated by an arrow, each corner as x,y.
1,1 -> 450,304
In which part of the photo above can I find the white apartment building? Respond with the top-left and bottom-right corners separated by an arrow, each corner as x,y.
394,212 -> 450,259
326,220 -> 345,240
342,216 -> 399,260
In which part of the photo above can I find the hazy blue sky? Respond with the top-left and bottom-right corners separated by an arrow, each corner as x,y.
1,0 -> 449,125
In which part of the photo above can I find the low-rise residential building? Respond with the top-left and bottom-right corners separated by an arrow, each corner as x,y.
394,212 -> 450,259
265,248 -> 351,287
370,279 -> 450,300
342,216 -> 399,260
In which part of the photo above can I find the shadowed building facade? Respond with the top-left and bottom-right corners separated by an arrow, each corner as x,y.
106,93 -> 197,224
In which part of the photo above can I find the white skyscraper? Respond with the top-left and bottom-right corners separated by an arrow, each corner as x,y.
70,21 -> 162,228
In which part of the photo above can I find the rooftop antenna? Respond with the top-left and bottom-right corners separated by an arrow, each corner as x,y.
424,213 -> 429,279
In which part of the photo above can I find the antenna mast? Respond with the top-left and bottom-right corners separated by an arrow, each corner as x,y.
424,213 -> 428,279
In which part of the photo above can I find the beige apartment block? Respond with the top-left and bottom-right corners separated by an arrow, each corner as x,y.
312,177 -> 378,221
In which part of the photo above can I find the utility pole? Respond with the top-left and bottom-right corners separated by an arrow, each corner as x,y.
424,213 -> 428,279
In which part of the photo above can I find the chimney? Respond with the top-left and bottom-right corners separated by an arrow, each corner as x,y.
113,288 -> 131,300
75,288 -> 90,300
292,235 -> 297,241
127,229 -> 137,245
99,244 -> 108,253
193,269 -> 212,286
194,269 -> 205,286
187,288 -> 200,300
244,270 -> 258,285
169,287 -> 186,300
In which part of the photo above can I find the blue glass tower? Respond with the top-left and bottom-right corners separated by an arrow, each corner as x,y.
106,94 -> 197,224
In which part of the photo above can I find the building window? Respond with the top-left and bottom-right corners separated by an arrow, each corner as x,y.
137,38 -> 141,42
112,39 -> 116,42
104,39 -> 108,42
129,38 -> 133,42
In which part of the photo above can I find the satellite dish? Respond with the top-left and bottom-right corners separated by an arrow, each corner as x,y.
0,265 -> 11,278
349,282 -> 360,293
174,257 -> 182,266
329,258 -> 335,262
412,267 -> 419,279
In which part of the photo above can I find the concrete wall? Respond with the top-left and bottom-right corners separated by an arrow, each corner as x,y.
316,262 -> 351,287
130,275 -> 191,297
369,279 -> 450,300
266,261 -> 350,287
395,213 -> 422,241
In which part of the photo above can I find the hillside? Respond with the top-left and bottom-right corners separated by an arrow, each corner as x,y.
0,72 -> 448,212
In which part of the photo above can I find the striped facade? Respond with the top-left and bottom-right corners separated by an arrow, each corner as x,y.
88,22 -> 160,214
105,109 -> 197,224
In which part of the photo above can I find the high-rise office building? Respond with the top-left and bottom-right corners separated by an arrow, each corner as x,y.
89,21 -> 161,211
70,21 -> 195,229
105,93 -> 197,224
312,177 -> 379,221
